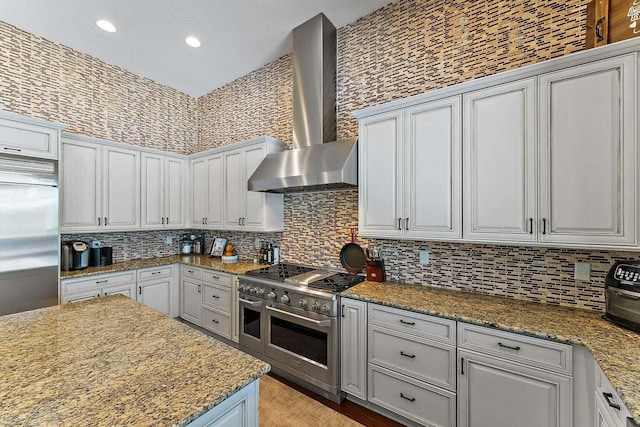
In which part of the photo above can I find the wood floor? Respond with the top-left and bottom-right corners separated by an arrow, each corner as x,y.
268,372 -> 404,427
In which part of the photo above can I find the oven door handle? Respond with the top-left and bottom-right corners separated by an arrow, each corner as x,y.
266,306 -> 332,327
239,298 -> 263,307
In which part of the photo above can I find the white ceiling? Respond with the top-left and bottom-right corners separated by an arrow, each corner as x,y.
0,0 -> 394,97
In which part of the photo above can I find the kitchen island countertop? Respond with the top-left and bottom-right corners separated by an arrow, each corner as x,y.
60,255 -> 264,279
0,295 -> 270,426
343,280 -> 640,424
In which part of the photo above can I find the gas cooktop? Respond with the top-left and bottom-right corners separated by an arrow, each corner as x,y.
244,263 -> 364,293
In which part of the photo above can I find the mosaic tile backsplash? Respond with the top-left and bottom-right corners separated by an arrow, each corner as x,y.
0,21 -> 196,154
6,0 -> 634,312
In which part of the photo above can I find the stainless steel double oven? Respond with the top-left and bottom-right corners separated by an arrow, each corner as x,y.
238,264 -> 362,403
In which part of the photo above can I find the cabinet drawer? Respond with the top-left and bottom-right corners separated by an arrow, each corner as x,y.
368,303 -> 456,345
62,271 -> 136,295
0,118 -> 58,159
138,266 -> 173,282
368,364 -> 456,427
62,293 -> 100,304
596,366 -> 632,425
369,325 -> 456,391
458,322 -> 572,374
202,306 -> 231,339
202,270 -> 231,287
203,283 -> 231,313
181,266 -> 202,280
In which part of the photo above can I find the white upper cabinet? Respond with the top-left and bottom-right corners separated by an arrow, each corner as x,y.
142,153 -> 186,229
60,139 -> 102,230
463,79 -> 537,242
359,97 -> 461,240
61,134 -> 187,233
0,111 -> 66,159
356,43 -> 640,250
190,136 -> 285,232
405,97 -> 461,240
358,110 -> 403,238
103,146 -> 140,230
538,54 -> 636,246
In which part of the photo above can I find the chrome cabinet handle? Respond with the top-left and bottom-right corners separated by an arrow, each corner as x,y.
266,306 -> 331,327
529,218 -> 533,234
498,342 -> 521,351
603,392 -> 621,410
239,298 -> 262,307
399,319 -> 415,326
400,351 -> 416,359
400,393 -> 415,403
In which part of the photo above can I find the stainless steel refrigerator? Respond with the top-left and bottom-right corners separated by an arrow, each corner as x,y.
0,155 -> 58,316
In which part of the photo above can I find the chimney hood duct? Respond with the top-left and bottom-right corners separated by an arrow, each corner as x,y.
248,13 -> 358,193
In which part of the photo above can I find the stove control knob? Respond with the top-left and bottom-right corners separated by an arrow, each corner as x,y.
312,302 -> 320,312
299,299 -> 308,309
238,285 -> 246,293
321,304 -> 331,315
250,287 -> 258,295
280,295 -> 290,304
267,292 -> 277,301
255,288 -> 264,297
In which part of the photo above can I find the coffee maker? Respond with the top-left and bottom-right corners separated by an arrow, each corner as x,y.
61,241 -> 90,271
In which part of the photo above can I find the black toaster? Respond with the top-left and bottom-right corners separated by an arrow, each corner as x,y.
604,260 -> 640,332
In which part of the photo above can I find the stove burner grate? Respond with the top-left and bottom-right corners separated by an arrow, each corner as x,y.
244,264 -> 315,282
308,274 -> 365,292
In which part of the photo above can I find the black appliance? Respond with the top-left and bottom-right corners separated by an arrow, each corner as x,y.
89,247 -> 113,267
604,260 -> 640,331
62,241 -> 89,271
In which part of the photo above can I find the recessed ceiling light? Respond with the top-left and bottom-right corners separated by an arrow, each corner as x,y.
185,36 -> 201,48
96,19 -> 117,33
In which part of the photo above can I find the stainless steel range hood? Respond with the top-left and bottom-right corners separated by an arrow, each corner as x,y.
248,14 -> 358,193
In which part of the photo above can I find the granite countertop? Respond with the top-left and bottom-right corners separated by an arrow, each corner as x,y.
343,281 -> 640,424
60,255 -> 264,279
0,296 -> 270,426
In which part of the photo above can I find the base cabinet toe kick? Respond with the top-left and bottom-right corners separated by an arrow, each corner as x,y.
340,299 -> 636,427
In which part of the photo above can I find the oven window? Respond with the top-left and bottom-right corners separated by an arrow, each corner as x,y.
243,307 -> 261,339
270,317 -> 327,366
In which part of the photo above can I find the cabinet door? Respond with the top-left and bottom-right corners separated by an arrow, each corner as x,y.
191,158 -> 208,226
102,146 -> 140,230
0,117 -> 59,159
405,96 -> 461,240
139,280 -> 171,315
458,350 -> 572,427
223,148 -> 244,229
539,54 -> 636,246
60,140 -> 101,230
180,279 -> 202,325
165,157 -> 186,228
206,154 -> 224,228
102,283 -> 136,299
341,299 -> 368,400
243,144 -> 266,230
141,153 -> 164,229
358,110 -> 404,238
464,79 -> 537,242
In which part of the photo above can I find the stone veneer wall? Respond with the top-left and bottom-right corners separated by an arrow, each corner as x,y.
195,0 -> 634,311
0,21 -> 196,153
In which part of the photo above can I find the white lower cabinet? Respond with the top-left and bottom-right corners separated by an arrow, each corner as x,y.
595,365 -> 632,427
61,271 -> 137,304
367,303 -> 457,427
137,265 -> 176,316
341,298 -> 368,400
457,322 -> 573,427
179,266 -> 233,340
